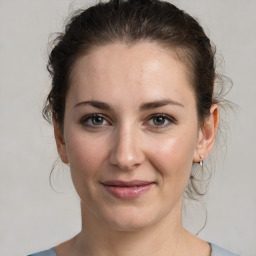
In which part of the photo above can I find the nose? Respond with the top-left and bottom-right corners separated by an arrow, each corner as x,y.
109,124 -> 145,171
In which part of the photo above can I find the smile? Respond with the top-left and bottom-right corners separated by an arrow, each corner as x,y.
101,180 -> 155,200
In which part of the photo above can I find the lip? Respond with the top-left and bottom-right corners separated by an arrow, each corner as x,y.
101,180 -> 155,200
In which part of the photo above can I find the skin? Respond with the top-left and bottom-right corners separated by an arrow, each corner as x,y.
54,42 -> 219,256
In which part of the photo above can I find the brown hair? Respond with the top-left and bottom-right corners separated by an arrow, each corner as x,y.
44,0 -> 228,200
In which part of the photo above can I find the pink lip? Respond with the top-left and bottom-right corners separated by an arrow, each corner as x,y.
101,180 -> 155,199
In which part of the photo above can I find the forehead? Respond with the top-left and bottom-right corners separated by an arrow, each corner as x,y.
68,42 -> 195,109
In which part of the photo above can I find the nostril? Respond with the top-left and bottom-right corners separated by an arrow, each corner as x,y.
109,128 -> 145,170
109,149 -> 143,170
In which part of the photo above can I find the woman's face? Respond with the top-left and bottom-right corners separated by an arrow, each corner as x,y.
55,42 -> 216,231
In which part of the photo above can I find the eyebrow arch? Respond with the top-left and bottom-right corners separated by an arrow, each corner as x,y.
73,99 -> 184,111
139,99 -> 184,111
73,100 -> 112,110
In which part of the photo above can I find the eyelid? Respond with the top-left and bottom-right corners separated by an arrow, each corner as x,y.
149,113 -> 176,121
145,113 -> 177,128
79,113 -> 176,129
80,113 -> 111,127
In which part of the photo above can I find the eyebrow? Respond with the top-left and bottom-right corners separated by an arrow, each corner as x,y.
139,99 -> 184,111
73,99 -> 184,111
74,100 -> 111,110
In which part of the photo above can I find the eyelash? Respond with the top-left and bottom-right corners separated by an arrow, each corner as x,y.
80,114 -> 110,128
145,113 -> 177,130
80,113 -> 177,130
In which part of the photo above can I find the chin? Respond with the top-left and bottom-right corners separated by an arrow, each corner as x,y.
108,218 -> 154,232
99,205 -> 162,232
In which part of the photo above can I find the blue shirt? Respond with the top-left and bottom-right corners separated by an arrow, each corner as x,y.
28,243 -> 240,256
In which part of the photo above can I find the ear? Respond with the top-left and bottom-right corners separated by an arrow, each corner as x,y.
53,119 -> 69,164
193,104 -> 219,163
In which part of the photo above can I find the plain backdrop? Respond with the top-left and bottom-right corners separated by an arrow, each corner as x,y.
0,0 -> 255,255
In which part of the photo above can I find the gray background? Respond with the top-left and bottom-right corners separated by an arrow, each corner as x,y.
0,0 -> 255,255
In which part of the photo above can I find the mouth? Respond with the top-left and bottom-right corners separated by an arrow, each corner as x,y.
100,180 -> 155,200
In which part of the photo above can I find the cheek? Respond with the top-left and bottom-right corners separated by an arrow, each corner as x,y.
64,132 -> 111,207
146,131 -> 197,183
64,129 -> 109,186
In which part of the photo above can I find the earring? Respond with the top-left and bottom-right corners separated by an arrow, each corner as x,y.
199,157 -> 203,166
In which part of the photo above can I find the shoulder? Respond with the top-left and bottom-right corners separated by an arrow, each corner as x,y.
27,247 -> 57,256
27,244 -> 241,256
210,243 -> 240,256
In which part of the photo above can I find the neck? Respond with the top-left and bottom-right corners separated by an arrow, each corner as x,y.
72,199 -> 191,256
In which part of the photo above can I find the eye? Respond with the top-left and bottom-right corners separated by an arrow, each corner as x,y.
81,114 -> 110,128
147,114 -> 176,129
151,115 -> 167,126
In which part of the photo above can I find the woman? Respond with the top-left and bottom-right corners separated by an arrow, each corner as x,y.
29,0 -> 239,255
